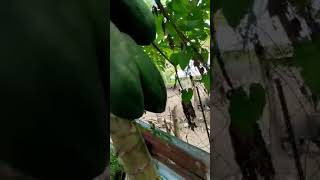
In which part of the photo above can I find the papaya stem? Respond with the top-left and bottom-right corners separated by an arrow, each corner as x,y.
110,114 -> 160,180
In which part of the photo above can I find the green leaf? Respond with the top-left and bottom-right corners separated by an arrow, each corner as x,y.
169,53 -> 179,67
167,0 -> 189,17
200,0 -> 210,10
200,48 -> 209,63
181,88 -> 193,103
185,11 -> 203,21
155,14 -> 165,41
110,148 -> 124,179
201,73 -> 210,93
170,51 -> 191,70
177,19 -> 205,32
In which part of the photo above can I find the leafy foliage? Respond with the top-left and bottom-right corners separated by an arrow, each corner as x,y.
170,49 -> 192,69
110,148 -> 125,180
144,0 -> 210,92
201,73 -> 211,93
181,88 -> 194,103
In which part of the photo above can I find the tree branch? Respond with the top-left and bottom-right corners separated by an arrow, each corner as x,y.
151,42 -> 183,89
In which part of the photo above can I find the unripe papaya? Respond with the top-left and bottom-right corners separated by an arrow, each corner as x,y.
0,1 -> 107,179
111,0 -> 156,45
110,22 -> 167,119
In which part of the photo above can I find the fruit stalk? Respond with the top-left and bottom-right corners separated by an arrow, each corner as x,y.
110,114 -> 160,180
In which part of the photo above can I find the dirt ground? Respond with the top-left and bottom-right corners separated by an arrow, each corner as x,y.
140,84 -> 210,153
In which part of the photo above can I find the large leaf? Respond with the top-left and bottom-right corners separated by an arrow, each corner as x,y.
181,88 -> 193,103
167,0 -> 189,18
170,51 -> 192,70
177,19 -> 205,32
155,14 -> 165,41
201,73 -> 210,93
200,48 -> 209,63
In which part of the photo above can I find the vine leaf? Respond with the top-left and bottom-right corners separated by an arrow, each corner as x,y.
200,48 -> 209,64
170,51 -> 191,70
155,14 -> 165,41
201,73 -> 210,93
181,88 -> 193,103
178,19 -> 205,32
169,53 -> 179,67
167,0 -> 189,18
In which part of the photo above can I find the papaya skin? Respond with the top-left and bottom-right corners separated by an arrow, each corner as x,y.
110,22 -> 167,119
110,22 -> 145,119
0,1 -> 107,179
111,0 -> 156,45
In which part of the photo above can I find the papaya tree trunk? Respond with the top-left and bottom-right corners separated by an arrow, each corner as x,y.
110,114 -> 160,180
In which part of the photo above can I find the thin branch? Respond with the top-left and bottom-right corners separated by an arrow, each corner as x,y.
190,75 -> 210,140
151,42 -> 183,89
151,42 -> 170,62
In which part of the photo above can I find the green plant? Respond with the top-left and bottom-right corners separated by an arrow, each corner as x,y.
110,148 -> 125,180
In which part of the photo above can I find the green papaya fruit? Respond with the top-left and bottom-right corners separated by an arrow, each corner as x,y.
111,0 -> 156,45
0,1 -> 107,180
110,22 -> 167,119
133,46 -> 167,113
110,22 -> 145,119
